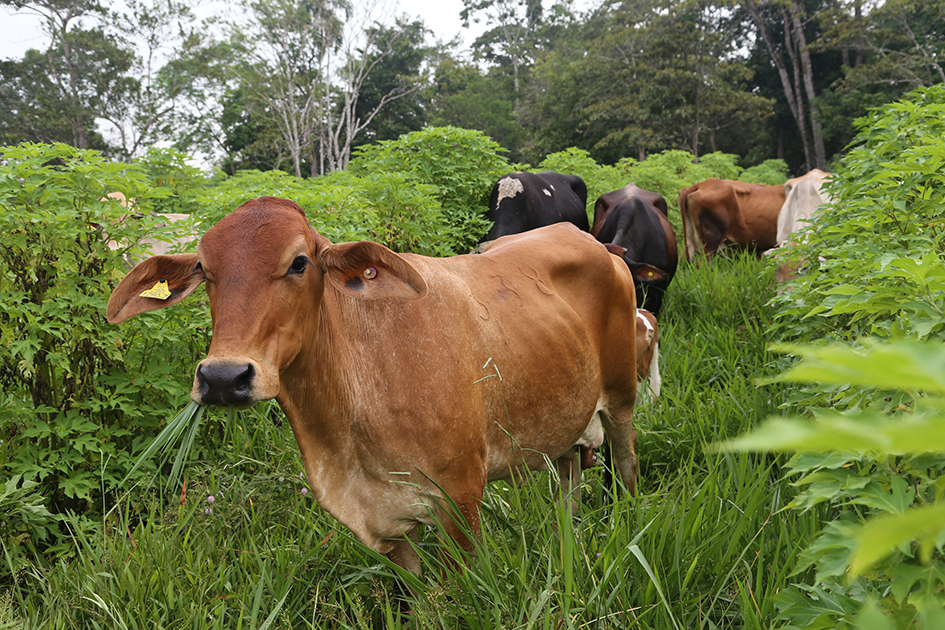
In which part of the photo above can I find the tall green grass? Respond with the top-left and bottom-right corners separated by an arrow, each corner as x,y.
3,252 -> 819,628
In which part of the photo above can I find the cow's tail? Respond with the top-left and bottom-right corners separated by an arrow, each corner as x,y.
679,189 -> 702,261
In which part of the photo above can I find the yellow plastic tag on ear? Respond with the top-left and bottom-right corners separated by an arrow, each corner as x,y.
139,279 -> 172,300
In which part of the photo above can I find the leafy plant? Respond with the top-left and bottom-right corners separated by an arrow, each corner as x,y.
724,84 -> 945,629
349,126 -> 512,251
0,475 -> 60,581
0,143 -> 206,526
739,159 -> 790,185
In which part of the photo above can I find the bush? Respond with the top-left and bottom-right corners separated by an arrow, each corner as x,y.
0,143 -> 206,529
196,168 -> 451,257
726,84 -> 945,629
738,158 -> 790,185
349,126 -> 512,252
0,475 -> 60,581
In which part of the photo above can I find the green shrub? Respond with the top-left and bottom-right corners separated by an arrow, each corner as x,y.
0,475 -> 60,582
0,143 -> 205,526
196,168 -> 451,256
135,147 -> 211,215
618,150 -> 741,206
349,126 -> 511,252
725,84 -> 945,629
738,158 -> 789,185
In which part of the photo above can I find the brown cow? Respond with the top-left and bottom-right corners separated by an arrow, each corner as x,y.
106,196 -> 640,574
678,178 -> 786,260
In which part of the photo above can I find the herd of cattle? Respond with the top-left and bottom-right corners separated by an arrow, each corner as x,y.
104,168 -> 832,575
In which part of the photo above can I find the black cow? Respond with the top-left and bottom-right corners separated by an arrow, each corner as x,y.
485,171 -> 589,241
592,184 -> 677,316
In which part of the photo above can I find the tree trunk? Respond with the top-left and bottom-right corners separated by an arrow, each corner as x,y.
692,86 -> 701,160
743,0 -> 813,169
789,1 -> 827,170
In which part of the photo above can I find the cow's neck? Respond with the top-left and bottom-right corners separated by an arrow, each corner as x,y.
274,289 -> 365,507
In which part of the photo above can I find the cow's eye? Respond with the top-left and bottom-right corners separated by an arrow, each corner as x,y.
288,255 -> 310,275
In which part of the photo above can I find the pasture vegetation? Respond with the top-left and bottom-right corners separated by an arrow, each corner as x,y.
2,84 -> 945,628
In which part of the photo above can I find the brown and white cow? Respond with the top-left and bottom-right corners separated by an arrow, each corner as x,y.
592,184 -> 677,316
635,309 -> 661,404
574,308 -> 660,472
678,178 -> 786,260
106,196 -> 640,573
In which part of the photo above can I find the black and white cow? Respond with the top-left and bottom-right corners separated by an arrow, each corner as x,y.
485,171 -> 589,241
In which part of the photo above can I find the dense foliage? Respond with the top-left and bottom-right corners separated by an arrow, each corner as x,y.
725,84 -> 945,628
3,0 -> 943,174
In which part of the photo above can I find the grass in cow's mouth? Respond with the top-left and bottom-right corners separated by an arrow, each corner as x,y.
122,401 -> 208,491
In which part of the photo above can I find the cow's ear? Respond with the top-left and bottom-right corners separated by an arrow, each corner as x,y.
107,254 -> 204,323
603,243 -> 627,258
319,241 -> 428,300
628,263 -> 667,285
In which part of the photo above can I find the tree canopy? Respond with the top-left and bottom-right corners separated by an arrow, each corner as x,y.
1,0 -> 941,173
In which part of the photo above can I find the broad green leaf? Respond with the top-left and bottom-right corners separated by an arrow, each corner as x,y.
718,414 -> 945,454
850,504 -> 945,575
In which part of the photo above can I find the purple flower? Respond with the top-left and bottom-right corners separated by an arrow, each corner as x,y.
205,507 -> 213,515
301,488 -> 308,495
207,495 -> 215,503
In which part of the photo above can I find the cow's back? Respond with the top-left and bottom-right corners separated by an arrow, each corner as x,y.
486,171 -> 589,240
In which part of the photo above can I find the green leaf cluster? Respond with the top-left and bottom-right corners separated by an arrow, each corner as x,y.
724,84 -> 945,629
0,142 -> 208,551
350,126 -> 512,252
0,475 -> 60,582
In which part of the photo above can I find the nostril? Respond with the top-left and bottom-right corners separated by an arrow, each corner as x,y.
196,362 -> 255,405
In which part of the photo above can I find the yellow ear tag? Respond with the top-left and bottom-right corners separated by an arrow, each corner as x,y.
139,279 -> 172,300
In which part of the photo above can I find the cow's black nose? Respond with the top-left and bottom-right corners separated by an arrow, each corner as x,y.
196,362 -> 255,405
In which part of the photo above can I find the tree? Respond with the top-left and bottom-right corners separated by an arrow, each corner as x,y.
225,0 -> 341,178
318,0 -> 427,173
741,0 -> 829,171
460,0 -> 545,109
100,0 -> 199,160
222,0 -> 427,176
0,0 -> 133,151
0,0 -> 206,160
427,58 -> 526,160
573,0 -> 773,161
352,19 -> 430,147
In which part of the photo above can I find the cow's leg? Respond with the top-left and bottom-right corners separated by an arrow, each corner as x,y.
599,401 -> 638,496
430,483 -> 483,571
555,445 -> 583,514
699,211 -> 728,257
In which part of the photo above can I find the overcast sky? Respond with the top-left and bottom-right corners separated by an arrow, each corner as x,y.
0,0 -> 481,61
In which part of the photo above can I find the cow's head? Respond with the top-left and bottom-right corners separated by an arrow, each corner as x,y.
107,196 -> 427,407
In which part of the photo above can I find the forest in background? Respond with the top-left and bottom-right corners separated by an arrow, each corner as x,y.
2,0 -> 944,178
